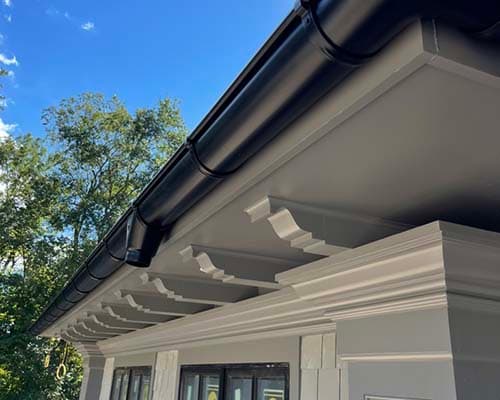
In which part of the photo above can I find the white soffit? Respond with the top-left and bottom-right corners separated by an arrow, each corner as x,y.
44,20 -> 500,340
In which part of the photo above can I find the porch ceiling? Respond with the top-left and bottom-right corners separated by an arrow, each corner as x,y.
47,21 -> 500,343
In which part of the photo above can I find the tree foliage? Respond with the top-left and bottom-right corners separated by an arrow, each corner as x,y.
0,93 -> 186,399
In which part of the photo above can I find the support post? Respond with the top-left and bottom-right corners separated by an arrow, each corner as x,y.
98,356 -> 115,400
75,343 -> 111,400
300,333 -> 340,400
152,350 -> 179,400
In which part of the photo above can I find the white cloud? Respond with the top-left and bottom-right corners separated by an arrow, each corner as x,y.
46,8 -> 73,23
0,117 -> 16,140
45,7 -> 59,16
3,0 -> 11,7
0,33 -> 4,45
4,14 -> 11,22
81,21 -> 95,31
0,53 -> 18,66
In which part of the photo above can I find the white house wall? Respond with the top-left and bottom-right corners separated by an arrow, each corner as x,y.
448,305 -> 500,398
114,352 -> 156,368
336,309 -> 456,400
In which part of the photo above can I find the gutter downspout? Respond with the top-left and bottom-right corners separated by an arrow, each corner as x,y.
30,0 -> 500,335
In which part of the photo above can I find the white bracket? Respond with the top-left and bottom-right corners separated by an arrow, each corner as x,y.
86,313 -> 143,332
245,196 -> 409,256
115,289 -> 208,316
98,302 -> 175,325
141,272 -> 257,306
180,245 -> 295,289
74,320 -> 116,338
66,326 -> 109,341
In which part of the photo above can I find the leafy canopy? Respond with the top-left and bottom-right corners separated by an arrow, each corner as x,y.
0,92 -> 186,399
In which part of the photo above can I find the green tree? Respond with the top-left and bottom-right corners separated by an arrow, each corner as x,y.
0,93 -> 186,399
0,69 -> 7,111
43,93 -> 186,264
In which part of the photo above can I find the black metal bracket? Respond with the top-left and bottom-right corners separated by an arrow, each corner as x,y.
301,0 -> 377,66
186,139 -> 234,179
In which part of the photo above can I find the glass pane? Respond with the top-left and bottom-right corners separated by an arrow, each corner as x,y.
128,370 -> 142,400
119,371 -> 130,400
257,377 -> 285,400
141,372 -> 151,400
110,370 -> 124,400
201,375 -> 220,400
182,374 -> 200,400
227,376 -> 252,400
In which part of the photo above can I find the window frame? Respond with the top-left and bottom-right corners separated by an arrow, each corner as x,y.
179,363 -> 289,400
110,366 -> 152,400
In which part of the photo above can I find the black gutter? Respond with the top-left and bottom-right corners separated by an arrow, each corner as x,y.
30,0 -> 500,335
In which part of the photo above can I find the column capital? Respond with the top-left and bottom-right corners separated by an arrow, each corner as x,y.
277,221 -> 500,321
75,343 -> 106,370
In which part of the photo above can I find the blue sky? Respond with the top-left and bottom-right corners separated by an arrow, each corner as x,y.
0,0 -> 292,138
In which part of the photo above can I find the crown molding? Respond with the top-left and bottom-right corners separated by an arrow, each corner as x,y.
92,221 -> 500,355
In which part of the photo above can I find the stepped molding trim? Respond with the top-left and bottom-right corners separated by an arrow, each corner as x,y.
99,303 -> 174,324
245,196 -> 409,257
141,272 -> 254,306
69,221 -> 500,353
115,289 -> 206,316
180,245 -> 292,289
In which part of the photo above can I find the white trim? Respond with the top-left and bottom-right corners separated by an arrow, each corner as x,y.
95,221 -> 500,356
101,321 -> 336,358
338,352 -> 452,363
324,293 -> 447,321
152,351 -> 178,400
98,357 -> 115,400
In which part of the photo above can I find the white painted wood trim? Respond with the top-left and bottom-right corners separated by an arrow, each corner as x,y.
179,245 -> 291,289
152,351 -> 178,400
98,357 -> 115,400
338,352 -> 453,363
97,221 -> 500,356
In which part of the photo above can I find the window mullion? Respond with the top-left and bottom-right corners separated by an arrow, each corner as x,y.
221,368 -> 226,400
127,369 -> 133,400
252,374 -> 257,400
138,370 -> 144,400
197,373 -> 202,400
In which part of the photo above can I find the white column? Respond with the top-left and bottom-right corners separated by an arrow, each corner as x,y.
76,343 -> 107,400
98,357 -> 116,400
152,350 -> 179,400
300,333 -> 340,400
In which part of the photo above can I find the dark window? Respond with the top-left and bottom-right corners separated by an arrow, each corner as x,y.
180,364 -> 288,400
110,367 -> 151,400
